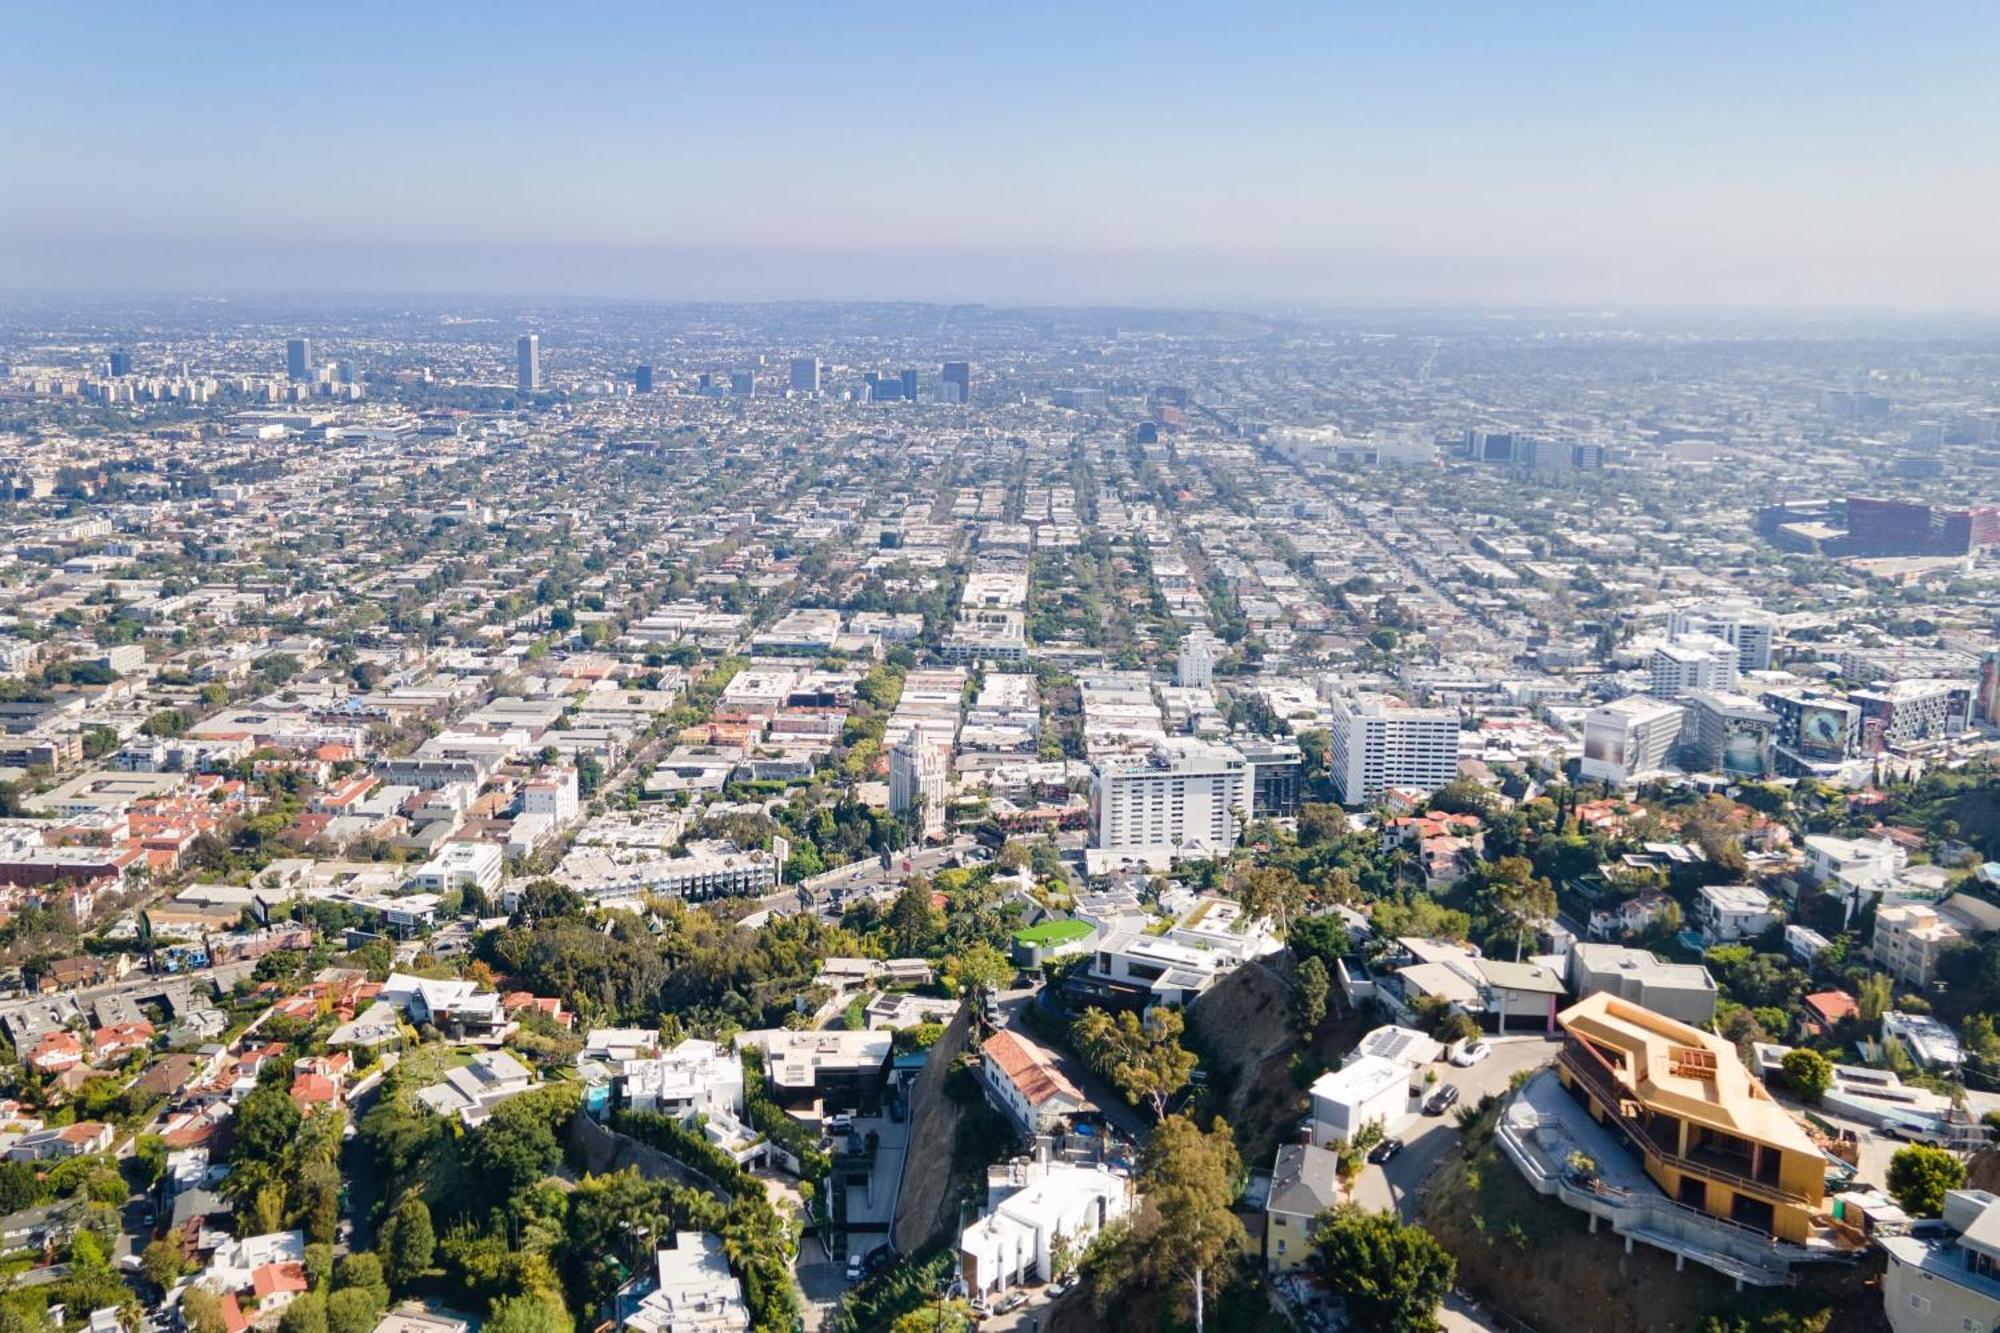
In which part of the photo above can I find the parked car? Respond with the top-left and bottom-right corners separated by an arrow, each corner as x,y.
1367,1136 -> 1404,1164
826,1112 -> 854,1135
1424,1085 -> 1461,1115
997,1292 -> 1028,1313
1450,1039 -> 1491,1067
845,1254 -> 864,1282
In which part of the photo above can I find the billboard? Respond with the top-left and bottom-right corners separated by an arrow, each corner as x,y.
1583,719 -> 1627,767
1794,704 -> 1849,762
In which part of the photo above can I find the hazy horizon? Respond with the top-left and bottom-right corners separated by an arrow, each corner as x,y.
7,1 -> 1999,310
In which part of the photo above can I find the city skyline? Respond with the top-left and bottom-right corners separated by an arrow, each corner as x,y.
4,2 -> 1999,308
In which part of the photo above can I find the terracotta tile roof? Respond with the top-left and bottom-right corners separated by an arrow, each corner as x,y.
981,1029 -> 1083,1110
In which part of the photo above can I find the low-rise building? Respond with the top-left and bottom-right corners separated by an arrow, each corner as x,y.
1881,1189 -> 2000,1333
958,1159 -> 1133,1299
1307,1055 -> 1410,1147
1694,884 -> 1779,942
1553,992 -> 1826,1243
624,1231 -> 749,1333
979,1029 -> 1085,1136
1567,943 -> 1718,1026
1265,1143 -> 1340,1273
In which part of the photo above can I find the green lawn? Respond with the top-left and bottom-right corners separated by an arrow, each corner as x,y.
1013,919 -> 1093,947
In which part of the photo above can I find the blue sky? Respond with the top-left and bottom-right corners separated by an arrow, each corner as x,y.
3,2 -> 1996,306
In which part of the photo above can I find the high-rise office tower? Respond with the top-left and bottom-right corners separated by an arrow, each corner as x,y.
941,360 -> 970,403
633,365 -> 653,394
516,334 -> 541,394
729,371 -> 754,397
899,368 -> 919,402
286,338 -> 313,381
108,349 -> 133,377
789,356 -> 820,394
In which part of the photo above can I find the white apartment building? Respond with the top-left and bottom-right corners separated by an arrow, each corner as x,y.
1091,738 -> 1248,853
1176,632 -> 1217,688
1649,634 -> 1740,700
1579,695 -> 1685,785
519,768 -> 579,823
889,731 -> 948,840
413,841 -> 504,895
1669,603 -> 1778,673
1873,903 -> 1965,988
1328,693 -> 1460,805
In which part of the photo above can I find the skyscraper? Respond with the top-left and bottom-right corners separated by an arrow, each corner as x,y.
729,371 -> 754,397
286,338 -> 313,381
941,361 -> 970,403
633,365 -> 653,394
517,334 -> 541,394
789,357 -> 820,395
899,368 -> 920,402
108,349 -> 133,377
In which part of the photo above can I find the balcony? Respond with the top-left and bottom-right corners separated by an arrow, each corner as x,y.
1556,1045 -> 1814,1212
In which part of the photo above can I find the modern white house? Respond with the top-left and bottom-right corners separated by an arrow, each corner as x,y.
1307,1055 -> 1410,1146
958,1159 -> 1133,1299
624,1231 -> 749,1333
1694,884 -> 1779,942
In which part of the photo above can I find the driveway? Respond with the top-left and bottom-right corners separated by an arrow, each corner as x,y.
1350,1035 -> 1560,1218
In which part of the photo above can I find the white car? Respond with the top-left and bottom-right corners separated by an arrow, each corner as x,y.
1450,1039 -> 1491,1067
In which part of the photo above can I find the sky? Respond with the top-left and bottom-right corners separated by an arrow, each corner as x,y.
3,2 -> 1998,309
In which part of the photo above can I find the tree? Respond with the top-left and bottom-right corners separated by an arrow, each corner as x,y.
889,1302 -> 975,1333
1140,1115 -> 1246,1333
1856,971 -> 1892,1024
382,1197 -> 435,1291
334,1253 -> 390,1310
1779,1048 -> 1832,1103
279,1293 -> 328,1333
1887,1145 -> 1966,1216
948,942 -> 1011,998
484,1292 -> 571,1333
182,1286 -> 228,1333
142,1236 -> 189,1287
1071,1006 -> 1199,1119
1234,865 -> 1307,934
1312,1205 -> 1456,1333
326,1287 -> 385,1333
885,882 -> 943,957
1293,956 -> 1330,1038
232,1084 -> 302,1164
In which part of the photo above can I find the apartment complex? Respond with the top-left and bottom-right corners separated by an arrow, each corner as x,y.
1328,693 -> 1460,804
1554,992 -> 1827,1242
1090,738 -> 1248,853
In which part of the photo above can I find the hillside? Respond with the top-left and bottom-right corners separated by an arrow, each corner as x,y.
1185,951 -> 1367,1168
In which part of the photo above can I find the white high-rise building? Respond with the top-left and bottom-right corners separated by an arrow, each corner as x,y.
1092,739 -> 1247,853
889,732 -> 948,841
1579,695 -> 1686,785
1669,603 -> 1778,674
1649,633 -> 1739,700
1176,632 -> 1216,688
1328,693 -> 1460,804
